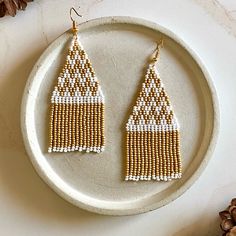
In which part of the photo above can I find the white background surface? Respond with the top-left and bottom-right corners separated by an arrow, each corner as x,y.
0,0 -> 236,235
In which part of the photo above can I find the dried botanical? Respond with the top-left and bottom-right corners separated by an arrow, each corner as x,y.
0,0 -> 33,18
220,199 -> 236,236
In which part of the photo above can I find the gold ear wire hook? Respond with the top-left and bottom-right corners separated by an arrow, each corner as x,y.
70,7 -> 82,34
153,38 -> 164,62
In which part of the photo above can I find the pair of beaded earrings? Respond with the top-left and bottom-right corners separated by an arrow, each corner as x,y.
48,8 -> 182,182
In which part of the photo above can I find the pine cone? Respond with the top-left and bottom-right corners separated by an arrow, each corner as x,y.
0,0 -> 33,18
220,199 -> 236,236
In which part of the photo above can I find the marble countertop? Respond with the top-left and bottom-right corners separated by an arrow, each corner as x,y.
1,0 -> 236,235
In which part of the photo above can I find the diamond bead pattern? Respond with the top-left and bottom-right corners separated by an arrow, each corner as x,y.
48,35 -> 105,153
125,64 -> 182,181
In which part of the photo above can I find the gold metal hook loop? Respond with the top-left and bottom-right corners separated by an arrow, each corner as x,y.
70,7 -> 82,34
153,38 -> 164,62
70,7 -> 82,22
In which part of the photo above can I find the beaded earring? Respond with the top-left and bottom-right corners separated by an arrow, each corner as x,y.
48,8 -> 105,153
125,40 -> 182,181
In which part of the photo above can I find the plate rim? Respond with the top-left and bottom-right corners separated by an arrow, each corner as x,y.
21,16 -> 220,215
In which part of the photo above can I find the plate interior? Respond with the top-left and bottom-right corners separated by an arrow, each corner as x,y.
24,19 -> 216,214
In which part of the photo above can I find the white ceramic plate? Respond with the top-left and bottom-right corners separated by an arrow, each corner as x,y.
21,16 -> 219,215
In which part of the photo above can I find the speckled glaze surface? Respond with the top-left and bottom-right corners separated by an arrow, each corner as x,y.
21,16 -> 219,215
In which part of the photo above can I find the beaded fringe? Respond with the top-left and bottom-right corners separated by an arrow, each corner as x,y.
49,103 -> 105,153
125,131 -> 181,181
48,35 -> 105,153
125,63 -> 182,181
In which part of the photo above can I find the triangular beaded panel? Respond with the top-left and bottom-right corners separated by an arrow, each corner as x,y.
125,64 -> 182,181
48,35 -> 105,153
